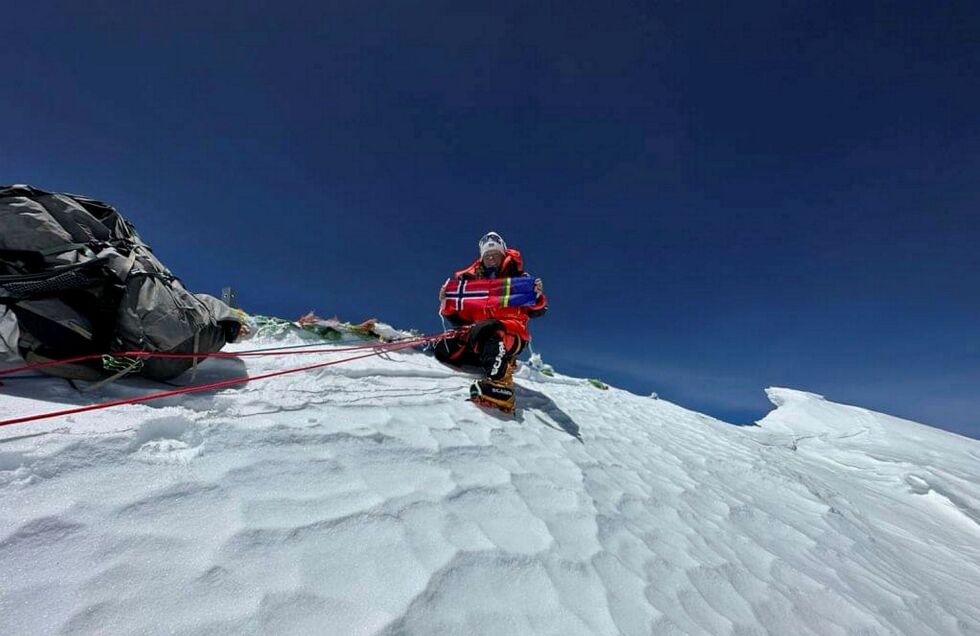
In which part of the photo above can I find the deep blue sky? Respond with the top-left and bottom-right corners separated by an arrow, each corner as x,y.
3,2 -> 979,437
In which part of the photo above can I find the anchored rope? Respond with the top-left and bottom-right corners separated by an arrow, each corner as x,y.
0,331 -> 458,428
0,331 -> 457,378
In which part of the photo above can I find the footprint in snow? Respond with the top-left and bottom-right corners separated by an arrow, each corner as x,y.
130,415 -> 204,464
904,473 -> 931,495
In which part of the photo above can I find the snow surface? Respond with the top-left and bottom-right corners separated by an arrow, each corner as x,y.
1,332 -> 979,635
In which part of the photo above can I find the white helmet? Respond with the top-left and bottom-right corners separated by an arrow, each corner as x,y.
478,231 -> 507,257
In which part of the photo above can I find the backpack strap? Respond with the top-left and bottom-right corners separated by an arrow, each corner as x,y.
39,242 -> 96,257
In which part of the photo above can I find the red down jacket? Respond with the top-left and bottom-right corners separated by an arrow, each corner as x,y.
440,248 -> 548,341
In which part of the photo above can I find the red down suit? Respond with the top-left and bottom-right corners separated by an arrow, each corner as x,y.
440,248 -> 547,342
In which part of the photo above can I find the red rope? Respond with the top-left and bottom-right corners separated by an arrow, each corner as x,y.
0,330 -> 459,378
0,335 -> 448,428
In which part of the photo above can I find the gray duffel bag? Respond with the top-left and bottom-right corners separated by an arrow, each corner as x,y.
0,184 -> 244,381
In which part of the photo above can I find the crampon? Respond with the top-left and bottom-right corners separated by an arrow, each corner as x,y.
469,379 -> 515,413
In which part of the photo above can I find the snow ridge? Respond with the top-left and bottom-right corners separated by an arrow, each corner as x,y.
1,336 -> 979,635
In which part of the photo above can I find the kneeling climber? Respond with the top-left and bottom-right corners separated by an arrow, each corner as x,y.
436,231 -> 547,411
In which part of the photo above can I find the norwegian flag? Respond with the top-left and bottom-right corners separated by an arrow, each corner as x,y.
441,277 -> 538,313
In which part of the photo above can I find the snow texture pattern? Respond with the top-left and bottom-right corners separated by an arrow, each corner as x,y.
1,335 -> 979,635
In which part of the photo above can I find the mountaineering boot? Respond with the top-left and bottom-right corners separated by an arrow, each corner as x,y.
470,357 -> 518,412
498,356 -> 516,386
469,378 -> 516,413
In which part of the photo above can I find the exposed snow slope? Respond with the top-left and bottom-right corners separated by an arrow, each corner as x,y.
1,336 -> 978,635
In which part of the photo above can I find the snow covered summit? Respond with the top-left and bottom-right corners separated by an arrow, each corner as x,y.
1,332 -> 978,635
